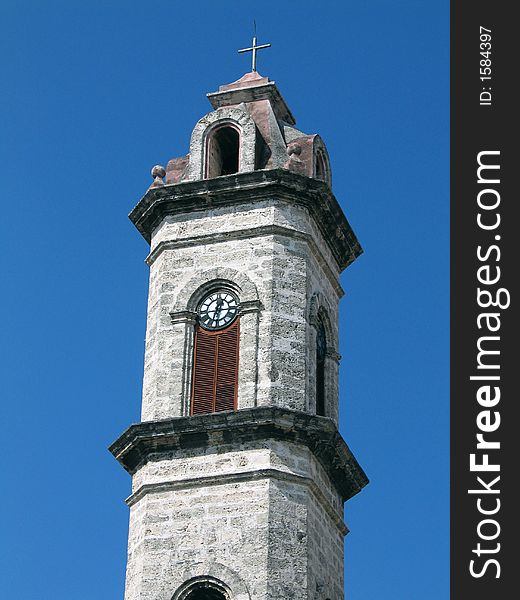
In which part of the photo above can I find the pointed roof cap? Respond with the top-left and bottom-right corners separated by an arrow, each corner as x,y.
207,71 -> 296,125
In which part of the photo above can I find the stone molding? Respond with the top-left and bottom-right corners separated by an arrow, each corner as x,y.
238,299 -> 263,315
129,169 -> 362,271
169,310 -> 197,325
326,348 -> 342,363
147,224 -> 344,299
207,80 -> 296,125
125,467 -> 348,536
168,303 -> 261,325
109,406 -> 369,502
172,576 -> 234,600
171,266 -> 260,313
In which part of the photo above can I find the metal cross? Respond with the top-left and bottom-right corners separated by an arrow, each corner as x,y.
238,35 -> 271,72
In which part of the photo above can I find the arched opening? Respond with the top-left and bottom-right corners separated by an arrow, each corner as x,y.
315,149 -> 327,182
316,318 -> 327,416
184,589 -> 227,600
206,126 -> 240,178
173,576 -> 232,600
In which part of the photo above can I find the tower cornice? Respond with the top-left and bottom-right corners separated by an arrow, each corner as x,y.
207,79 -> 296,125
109,406 -> 369,502
129,169 -> 362,270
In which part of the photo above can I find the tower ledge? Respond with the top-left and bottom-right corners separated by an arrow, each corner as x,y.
129,169 -> 362,270
109,406 -> 369,502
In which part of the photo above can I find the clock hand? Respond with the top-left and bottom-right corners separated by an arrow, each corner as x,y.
213,298 -> 224,322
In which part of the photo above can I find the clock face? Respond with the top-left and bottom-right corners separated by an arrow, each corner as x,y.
198,291 -> 239,330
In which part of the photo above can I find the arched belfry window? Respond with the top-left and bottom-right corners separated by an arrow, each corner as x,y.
316,318 -> 327,416
206,125 -> 240,178
191,290 -> 240,415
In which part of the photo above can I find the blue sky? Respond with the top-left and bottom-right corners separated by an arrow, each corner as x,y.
0,1 -> 449,598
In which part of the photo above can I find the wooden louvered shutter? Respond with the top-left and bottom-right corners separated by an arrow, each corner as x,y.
215,320 -> 239,412
191,319 -> 239,415
191,329 -> 217,415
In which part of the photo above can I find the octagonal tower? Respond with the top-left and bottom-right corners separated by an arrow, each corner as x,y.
110,70 -> 368,600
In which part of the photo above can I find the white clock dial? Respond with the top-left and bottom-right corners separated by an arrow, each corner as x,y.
198,291 -> 238,330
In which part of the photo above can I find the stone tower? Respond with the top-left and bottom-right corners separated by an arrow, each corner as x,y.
110,69 -> 368,600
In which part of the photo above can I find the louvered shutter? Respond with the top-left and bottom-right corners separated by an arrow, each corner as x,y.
191,329 -> 217,415
191,319 -> 239,415
215,320 -> 239,412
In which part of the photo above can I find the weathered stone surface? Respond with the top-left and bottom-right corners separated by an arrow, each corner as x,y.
129,169 -> 361,270
110,406 -> 368,502
113,426 -> 357,600
207,71 -> 296,125
136,190 -> 350,424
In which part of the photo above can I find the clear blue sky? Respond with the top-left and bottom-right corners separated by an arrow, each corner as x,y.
0,1 -> 449,598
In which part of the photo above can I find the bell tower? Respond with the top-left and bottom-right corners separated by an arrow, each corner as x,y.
110,66 -> 368,600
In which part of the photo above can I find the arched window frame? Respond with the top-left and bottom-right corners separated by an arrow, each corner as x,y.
204,121 -> 242,179
190,287 -> 241,415
309,295 -> 339,423
315,316 -> 327,417
172,576 -> 234,600
169,268 -> 262,417
312,136 -> 332,187
188,107 -> 257,180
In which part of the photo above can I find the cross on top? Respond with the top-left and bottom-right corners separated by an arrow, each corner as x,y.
238,35 -> 271,72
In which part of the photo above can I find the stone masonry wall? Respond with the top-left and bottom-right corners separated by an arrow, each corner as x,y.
140,198 -> 343,423
124,439 -> 345,600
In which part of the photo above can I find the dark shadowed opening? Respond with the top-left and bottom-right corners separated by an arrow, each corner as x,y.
185,589 -> 226,600
206,126 -> 240,177
316,149 -> 327,181
316,318 -> 327,416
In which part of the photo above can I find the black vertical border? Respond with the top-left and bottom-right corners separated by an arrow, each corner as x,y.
451,2 -> 517,598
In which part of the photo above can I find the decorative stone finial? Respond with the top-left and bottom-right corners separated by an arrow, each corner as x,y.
283,142 -> 307,175
287,143 -> 302,157
150,165 -> 166,187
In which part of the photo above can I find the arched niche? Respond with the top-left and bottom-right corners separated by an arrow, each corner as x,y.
188,105 -> 257,181
173,576 -> 232,600
312,135 -> 332,187
165,562 -> 251,600
309,293 -> 337,350
308,293 -> 339,422
169,267 -> 262,414
206,124 -> 240,177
